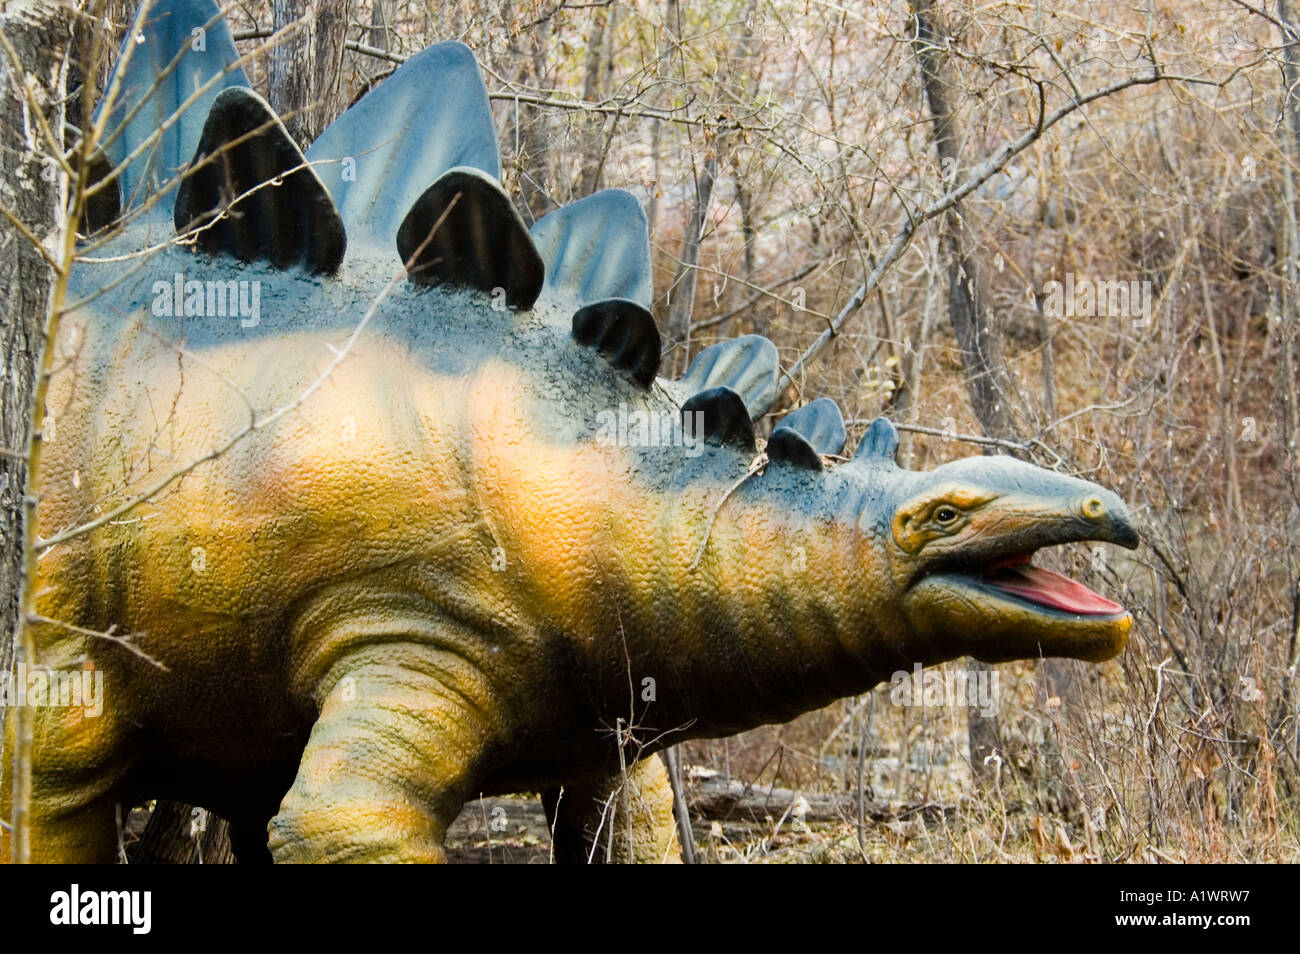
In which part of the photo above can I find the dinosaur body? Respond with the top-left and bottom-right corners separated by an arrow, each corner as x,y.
2,0 -> 1138,863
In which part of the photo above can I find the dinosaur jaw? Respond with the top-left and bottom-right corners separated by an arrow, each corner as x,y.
905,546 -> 1133,663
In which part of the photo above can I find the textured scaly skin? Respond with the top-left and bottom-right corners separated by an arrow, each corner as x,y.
1,242 -> 1137,862
1,0 -> 1143,856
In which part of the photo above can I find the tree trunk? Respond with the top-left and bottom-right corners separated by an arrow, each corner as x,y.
912,0 -> 1012,787
1273,0 -> 1300,748
646,0 -> 679,253
661,745 -> 697,864
666,151 -> 717,346
728,0 -> 760,327
573,5 -> 611,196
519,26 -> 555,220
0,0 -> 70,783
270,0 -> 352,148
913,13 -> 1017,436
665,0 -> 761,350
130,801 -> 234,864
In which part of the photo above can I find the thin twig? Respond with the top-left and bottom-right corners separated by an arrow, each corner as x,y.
782,67 -> 1247,390
687,456 -> 766,572
26,614 -> 168,670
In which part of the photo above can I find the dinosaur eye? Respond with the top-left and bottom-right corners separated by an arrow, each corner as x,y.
934,506 -> 960,525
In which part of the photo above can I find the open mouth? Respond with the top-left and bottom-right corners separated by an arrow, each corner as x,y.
901,497 -> 1138,661
979,551 -> 1122,616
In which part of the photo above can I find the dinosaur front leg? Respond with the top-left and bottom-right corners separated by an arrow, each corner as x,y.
268,646 -> 499,863
543,753 -> 682,864
1,691 -> 136,863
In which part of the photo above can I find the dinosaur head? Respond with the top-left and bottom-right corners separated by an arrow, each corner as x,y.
856,421 -> 1139,664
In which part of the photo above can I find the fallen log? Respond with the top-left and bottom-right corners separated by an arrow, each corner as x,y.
685,775 -> 951,825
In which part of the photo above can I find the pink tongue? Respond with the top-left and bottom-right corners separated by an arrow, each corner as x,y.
987,564 -> 1123,615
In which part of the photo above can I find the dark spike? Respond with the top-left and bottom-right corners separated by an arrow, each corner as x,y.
396,167 -> 544,309
81,150 -> 121,235
174,88 -> 346,273
766,430 -> 822,470
681,387 -> 755,452
572,300 -> 661,388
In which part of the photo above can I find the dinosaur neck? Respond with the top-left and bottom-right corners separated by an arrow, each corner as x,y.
481,415 -> 915,737
624,464 -> 909,737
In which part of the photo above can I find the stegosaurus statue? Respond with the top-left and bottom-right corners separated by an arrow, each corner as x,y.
1,0 -> 1138,863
